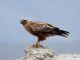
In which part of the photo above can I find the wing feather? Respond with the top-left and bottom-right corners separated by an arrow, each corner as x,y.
30,22 -> 54,32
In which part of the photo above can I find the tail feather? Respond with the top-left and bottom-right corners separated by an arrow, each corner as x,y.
58,30 -> 69,37
53,27 -> 69,37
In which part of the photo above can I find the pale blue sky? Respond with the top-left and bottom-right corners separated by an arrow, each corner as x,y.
0,0 -> 80,60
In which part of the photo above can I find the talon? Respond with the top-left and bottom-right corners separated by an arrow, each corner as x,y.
33,40 -> 40,48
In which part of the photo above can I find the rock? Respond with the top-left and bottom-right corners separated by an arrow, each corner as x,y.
16,46 -> 80,60
54,54 -> 80,60
18,46 -> 55,60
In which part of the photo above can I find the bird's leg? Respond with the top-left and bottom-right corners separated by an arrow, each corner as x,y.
35,40 -> 40,48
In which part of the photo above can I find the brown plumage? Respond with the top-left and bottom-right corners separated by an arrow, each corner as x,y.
20,19 -> 69,48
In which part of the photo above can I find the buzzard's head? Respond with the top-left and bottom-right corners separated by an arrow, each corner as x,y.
20,19 -> 28,25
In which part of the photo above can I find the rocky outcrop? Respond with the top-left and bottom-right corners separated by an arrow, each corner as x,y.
17,46 -> 55,60
16,46 -> 80,60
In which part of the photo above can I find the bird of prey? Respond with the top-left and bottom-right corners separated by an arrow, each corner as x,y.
20,19 -> 69,48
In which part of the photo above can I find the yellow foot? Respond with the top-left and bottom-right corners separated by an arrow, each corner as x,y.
33,44 -> 41,48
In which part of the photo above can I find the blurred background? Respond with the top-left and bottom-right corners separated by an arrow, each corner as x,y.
0,0 -> 80,60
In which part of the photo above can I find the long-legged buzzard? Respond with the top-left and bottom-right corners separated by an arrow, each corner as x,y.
20,19 -> 69,48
